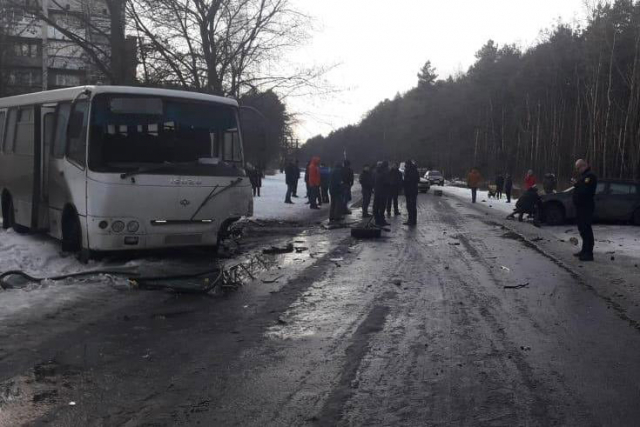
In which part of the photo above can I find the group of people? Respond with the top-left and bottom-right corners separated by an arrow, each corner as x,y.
466,160 -> 598,262
360,161 -> 420,227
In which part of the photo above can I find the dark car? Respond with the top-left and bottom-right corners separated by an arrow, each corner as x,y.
426,170 -> 445,186
541,179 -> 640,225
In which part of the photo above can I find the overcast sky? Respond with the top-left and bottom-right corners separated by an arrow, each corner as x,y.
285,0 -> 589,142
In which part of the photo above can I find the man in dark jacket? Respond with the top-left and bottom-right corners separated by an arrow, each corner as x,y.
387,163 -> 403,216
572,159 -> 598,261
320,163 -> 331,204
284,160 -> 297,204
507,186 -> 541,224
403,160 -> 420,226
373,161 -> 390,226
495,174 -> 505,200
329,162 -> 344,222
359,164 -> 374,218
292,160 -> 301,197
342,160 -> 355,214
505,174 -> 513,203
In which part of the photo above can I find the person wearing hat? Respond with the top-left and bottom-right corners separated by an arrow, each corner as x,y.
572,159 -> 598,261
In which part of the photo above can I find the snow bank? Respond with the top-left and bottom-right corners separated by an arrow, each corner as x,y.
252,173 -> 323,221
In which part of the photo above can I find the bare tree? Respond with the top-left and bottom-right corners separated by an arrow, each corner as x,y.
128,0 -> 321,97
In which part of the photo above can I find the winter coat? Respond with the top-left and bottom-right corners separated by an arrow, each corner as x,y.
308,157 -> 321,187
285,163 -> 298,186
343,165 -> 354,188
467,170 -> 482,188
403,164 -> 420,195
524,174 -> 537,190
388,168 -> 403,193
320,166 -> 331,189
330,166 -> 344,194
359,169 -> 374,191
572,168 -> 598,210
516,187 -> 541,213
505,176 -> 513,191
495,175 -> 505,191
374,166 -> 390,197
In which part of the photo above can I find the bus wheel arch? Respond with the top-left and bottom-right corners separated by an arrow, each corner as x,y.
61,205 -> 82,253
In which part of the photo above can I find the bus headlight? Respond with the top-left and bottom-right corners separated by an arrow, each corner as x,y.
127,221 -> 140,233
111,220 -> 125,233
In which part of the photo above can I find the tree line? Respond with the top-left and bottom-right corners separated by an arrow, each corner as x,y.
301,0 -> 640,186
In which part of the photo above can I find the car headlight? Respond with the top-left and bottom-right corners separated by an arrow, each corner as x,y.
127,220 -> 140,233
111,220 -> 125,233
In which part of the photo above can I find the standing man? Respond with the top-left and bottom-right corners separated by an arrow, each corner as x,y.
359,164 -> 374,218
373,161 -> 390,226
573,159 -> 597,261
292,160 -> 301,198
329,162 -> 345,222
387,163 -> 403,216
467,167 -> 482,203
495,173 -> 505,200
403,160 -> 420,226
505,174 -> 513,203
284,160 -> 297,204
308,157 -> 322,210
342,160 -> 355,214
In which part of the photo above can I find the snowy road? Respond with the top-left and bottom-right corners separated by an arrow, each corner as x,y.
1,184 -> 640,426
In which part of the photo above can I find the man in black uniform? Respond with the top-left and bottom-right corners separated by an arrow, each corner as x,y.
403,160 -> 420,226
359,164 -> 374,218
573,159 -> 597,261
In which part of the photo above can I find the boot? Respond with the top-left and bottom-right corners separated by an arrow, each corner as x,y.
579,253 -> 594,262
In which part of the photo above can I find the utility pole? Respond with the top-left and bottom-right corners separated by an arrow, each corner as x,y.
41,0 -> 48,90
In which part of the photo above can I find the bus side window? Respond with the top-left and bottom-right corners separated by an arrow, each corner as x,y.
52,103 -> 71,159
66,100 -> 88,167
15,107 -> 35,156
4,108 -> 18,154
0,111 -> 5,152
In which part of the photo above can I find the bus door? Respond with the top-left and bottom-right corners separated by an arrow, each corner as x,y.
38,104 -> 56,230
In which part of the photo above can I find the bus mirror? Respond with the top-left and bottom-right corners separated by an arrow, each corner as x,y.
68,112 -> 85,138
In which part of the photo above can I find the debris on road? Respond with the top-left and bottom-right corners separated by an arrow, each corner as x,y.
262,275 -> 284,284
262,243 -> 294,254
500,266 -> 511,272
504,283 -> 530,289
569,237 -> 579,246
393,279 -> 402,286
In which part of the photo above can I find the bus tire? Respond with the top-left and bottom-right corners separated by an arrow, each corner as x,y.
4,196 -> 28,234
62,210 -> 82,253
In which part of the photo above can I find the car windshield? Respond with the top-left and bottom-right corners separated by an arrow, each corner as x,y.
88,94 -> 243,176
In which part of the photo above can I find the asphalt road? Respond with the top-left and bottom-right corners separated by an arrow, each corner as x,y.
2,192 -> 640,426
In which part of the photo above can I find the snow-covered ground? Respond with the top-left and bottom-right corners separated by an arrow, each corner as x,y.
440,184 -> 640,261
252,173 -> 319,221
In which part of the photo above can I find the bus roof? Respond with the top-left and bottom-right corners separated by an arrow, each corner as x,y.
0,86 -> 239,108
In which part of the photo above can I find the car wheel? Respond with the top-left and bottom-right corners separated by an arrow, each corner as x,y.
544,203 -> 565,226
62,211 -> 82,253
633,209 -> 640,226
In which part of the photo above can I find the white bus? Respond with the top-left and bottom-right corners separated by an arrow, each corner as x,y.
0,86 -> 253,256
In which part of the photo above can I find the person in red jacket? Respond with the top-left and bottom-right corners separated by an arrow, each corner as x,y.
308,157 -> 322,209
524,170 -> 536,190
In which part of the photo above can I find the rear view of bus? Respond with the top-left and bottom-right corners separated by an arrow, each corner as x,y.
0,86 -> 254,254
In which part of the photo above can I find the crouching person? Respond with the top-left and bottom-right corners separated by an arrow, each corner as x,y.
507,185 -> 542,226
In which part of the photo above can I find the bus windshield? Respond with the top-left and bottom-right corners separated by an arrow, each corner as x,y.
89,94 -> 244,176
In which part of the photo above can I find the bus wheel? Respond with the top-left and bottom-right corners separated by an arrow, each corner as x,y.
4,197 -> 28,234
62,212 -> 82,253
